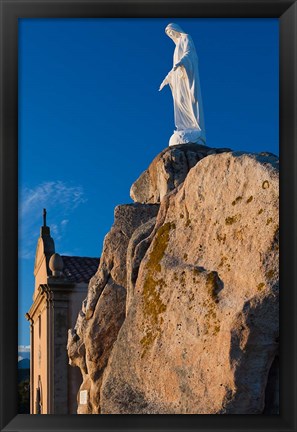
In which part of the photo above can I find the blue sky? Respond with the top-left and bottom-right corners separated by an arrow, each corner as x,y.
18,18 -> 279,348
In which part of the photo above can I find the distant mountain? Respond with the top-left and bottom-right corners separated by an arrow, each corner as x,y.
18,352 -> 30,361
18,358 -> 30,369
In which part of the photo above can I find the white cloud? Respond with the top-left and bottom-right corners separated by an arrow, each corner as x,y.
59,251 -> 75,256
18,345 -> 30,353
50,223 -> 61,241
19,181 -> 87,259
20,181 -> 86,218
18,356 -> 24,362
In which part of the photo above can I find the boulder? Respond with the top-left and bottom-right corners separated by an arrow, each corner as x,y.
130,143 -> 231,204
67,203 -> 159,413
100,151 -> 279,414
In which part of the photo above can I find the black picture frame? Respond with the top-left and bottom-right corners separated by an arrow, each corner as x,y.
0,1 -> 296,431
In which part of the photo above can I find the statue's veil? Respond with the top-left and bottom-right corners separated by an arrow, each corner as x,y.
165,23 -> 186,35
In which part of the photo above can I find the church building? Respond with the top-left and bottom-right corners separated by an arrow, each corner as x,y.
25,211 -> 99,414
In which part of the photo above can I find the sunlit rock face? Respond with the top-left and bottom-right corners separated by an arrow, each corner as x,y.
130,143 -> 231,204
69,148 -> 279,415
67,203 -> 159,414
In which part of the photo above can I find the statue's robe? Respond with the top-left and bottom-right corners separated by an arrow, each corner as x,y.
165,23 -> 205,145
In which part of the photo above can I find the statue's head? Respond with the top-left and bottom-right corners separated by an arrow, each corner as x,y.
165,23 -> 185,41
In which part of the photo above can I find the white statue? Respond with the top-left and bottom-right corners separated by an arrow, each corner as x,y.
159,23 -> 206,147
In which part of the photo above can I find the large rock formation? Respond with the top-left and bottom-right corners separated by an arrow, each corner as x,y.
68,146 -> 279,415
67,203 -> 159,413
130,143 -> 231,204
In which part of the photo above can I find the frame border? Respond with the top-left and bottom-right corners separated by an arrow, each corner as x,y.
1,1 -> 296,431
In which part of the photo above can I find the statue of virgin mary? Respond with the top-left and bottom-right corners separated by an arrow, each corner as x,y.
159,23 -> 206,146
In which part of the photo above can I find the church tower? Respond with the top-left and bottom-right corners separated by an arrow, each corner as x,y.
26,210 -> 99,414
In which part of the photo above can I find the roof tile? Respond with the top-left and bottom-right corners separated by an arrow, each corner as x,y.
61,256 -> 99,284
